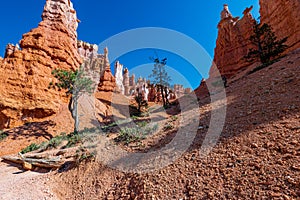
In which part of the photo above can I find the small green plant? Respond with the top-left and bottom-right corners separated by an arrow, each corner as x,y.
101,121 -> 118,132
78,151 -> 96,162
20,132 -> 84,154
48,134 -> 67,148
163,123 -> 174,131
116,127 -> 145,145
115,123 -> 158,145
20,143 -> 40,154
131,115 -> 139,120
0,131 -> 8,141
171,115 -> 178,122
136,121 -> 148,127
65,133 -> 82,148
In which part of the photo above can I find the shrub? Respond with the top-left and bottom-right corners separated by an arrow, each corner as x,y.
115,122 -> 158,145
163,123 -> 174,131
0,131 -> 8,141
20,143 -> 40,154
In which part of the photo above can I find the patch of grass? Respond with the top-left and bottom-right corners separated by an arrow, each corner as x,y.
19,131 -> 85,154
0,131 -> 8,141
115,127 -> 146,145
78,151 -> 96,162
136,121 -> 148,127
48,134 -> 67,148
131,115 -> 139,120
20,143 -> 40,154
115,123 -> 158,145
65,133 -> 82,148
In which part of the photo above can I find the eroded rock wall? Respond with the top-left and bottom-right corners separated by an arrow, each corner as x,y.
260,0 -> 300,53
0,0 -> 81,129
209,5 -> 256,79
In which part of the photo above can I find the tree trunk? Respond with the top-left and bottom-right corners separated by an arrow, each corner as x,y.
160,85 -> 166,107
73,97 -> 79,134
164,87 -> 170,106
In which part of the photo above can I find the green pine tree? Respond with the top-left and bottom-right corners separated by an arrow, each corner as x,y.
49,66 -> 94,133
245,20 -> 288,66
149,57 -> 171,107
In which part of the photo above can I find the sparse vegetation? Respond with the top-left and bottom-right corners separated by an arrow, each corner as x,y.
78,151 -> 96,162
171,115 -> 178,122
163,123 -> 174,131
115,122 -> 158,145
20,143 -> 40,154
136,121 -> 148,127
20,132 -> 85,154
0,130 -> 8,141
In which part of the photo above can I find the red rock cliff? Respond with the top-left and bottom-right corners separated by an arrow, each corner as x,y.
0,0 -> 81,129
209,5 -> 256,79
260,0 -> 300,53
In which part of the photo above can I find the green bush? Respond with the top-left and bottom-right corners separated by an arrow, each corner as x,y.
20,143 -> 40,154
115,122 -> 158,145
136,121 -> 148,127
20,131 -> 85,154
48,134 -> 67,148
163,123 -> 174,131
65,134 -> 82,148
0,131 -> 8,141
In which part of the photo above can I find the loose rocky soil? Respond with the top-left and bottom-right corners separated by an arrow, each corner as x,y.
0,50 -> 300,199
51,50 -> 300,199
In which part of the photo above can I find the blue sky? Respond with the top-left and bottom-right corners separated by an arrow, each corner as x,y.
0,0 -> 259,89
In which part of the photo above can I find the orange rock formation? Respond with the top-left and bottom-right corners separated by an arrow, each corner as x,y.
0,0 -> 81,129
209,4 -> 256,79
97,47 -> 116,92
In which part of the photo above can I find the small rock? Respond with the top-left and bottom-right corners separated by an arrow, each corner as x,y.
291,165 -> 300,171
251,143 -> 258,148
23,162 -> 33,170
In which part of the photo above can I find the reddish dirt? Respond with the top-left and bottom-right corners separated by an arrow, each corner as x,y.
48,50 -> 300,199
0,49 -> 299,199
0,104 -> 73,157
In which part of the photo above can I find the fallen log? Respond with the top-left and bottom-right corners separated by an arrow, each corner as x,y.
23,147 -> 79,159
2,155 -> 64,169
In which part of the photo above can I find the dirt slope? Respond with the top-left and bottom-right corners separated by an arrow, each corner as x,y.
0,161 -> 57,200
49,49 -> 300,199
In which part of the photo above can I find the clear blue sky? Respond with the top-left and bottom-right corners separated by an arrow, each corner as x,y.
0,0 -> 259,89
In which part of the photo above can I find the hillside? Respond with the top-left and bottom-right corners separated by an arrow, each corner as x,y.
49,49 -> 300,199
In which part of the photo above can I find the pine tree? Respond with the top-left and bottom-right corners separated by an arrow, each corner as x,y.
149,57 -> 171,107
245,20 -> 288,66
49,66 -> 94,133
134,93 -> 148,113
